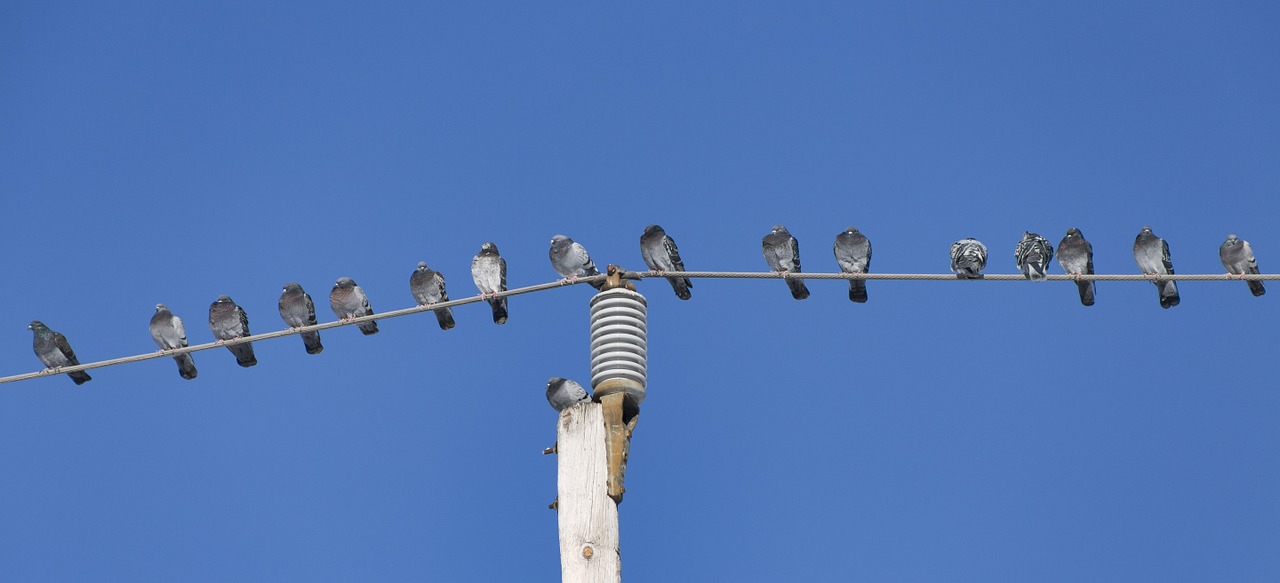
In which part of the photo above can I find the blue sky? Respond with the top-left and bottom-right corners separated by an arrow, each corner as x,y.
2,1 -> 1279,581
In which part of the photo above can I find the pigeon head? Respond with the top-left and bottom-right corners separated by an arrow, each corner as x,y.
155,304 -> 168,312
416,261 -> 429,271
844,226 -> 859,234
770,225 -> 788,234
1065,227 -> 1081,237
27,320 -> 45,331
1225,234 -> 1239,245
480,242 -> 499,253
214,295 -> 232,304
1141,226 -> 1153,234
334,277 -> 356,288
643,225 -> 663,236
550,234 -> 570,246
282,282 -> 301,293
547,377 -> 566,390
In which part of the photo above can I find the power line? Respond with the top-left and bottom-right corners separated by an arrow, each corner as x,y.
635,271 -> 1279,281
1,275 -> 607,385
5,269 -> 1273,385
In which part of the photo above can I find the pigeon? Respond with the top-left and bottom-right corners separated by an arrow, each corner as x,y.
410,262 -> 456,330
149,304 -> 197,379
549,234 -> 604,290
1220,234 -> 1265,297
471,242 -> 508,324
762,225 -> 809,300
28,321 -> 91,385
1056,228 -> 1095,306
833,226 -> 872,303
330,277 -> 379,335
640,225 -> 692,300
546,377 -> 591,413
278,282 -> 323,354
209,295 -> 256,366
950,238 -> 988,279
1133,226 -> 1179,309
1014,231 -> 1054,281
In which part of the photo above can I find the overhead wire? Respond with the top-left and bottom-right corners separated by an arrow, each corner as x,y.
3,269 -> 1274,385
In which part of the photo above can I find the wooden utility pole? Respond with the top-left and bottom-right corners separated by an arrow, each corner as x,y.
556,402 -> 622,582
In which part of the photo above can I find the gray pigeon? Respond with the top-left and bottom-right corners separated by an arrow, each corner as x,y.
1220,234 -> 1265,297
330,277 -> 379,335
150,304 -> 197,379
762,225 -> 809,300
471,242 -> 508,324
410,262 -> 456,330
28,320 -> 91,385
546,377 -> 591,413
209,295 -> 256,366
278,282 -> 323,354
950,238 -> 988,279
549,234 -> 604,290
833,226 -> 872,303
1133,226 -> 1179,309
1056,227 -> 1095,306
1014,231 -> 1054,281
640,225 -> 692,300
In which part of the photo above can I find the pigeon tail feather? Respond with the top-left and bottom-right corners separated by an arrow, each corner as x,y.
849,280 -> 867,303
787,278 -> 810,300
488,298 -> 508,324
435,308 -> 456,330
1076,281 -> 1095,307
302,331 -> 324,354
174,354 -> 198,380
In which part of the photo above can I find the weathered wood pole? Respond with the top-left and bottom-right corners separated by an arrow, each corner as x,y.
556,402 -> 622,582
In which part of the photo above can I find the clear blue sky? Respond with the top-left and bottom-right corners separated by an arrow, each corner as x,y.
2,2 -> 1278,581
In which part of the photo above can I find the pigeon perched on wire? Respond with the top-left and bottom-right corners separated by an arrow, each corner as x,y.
330,277 -> 379,335
762,225 -> 809,300
1133,226 -> 1179,309
278,282 -> 323,354
1014,231 -> 1054,281
410,262 -> 456,330
209,295 -> 256,367
640,225 -> 692,300
1056,228 -> 1095,306
471,242 -> 508,324
833,226 -> 872,303
150,304 -> 197,379
549,234 -> 604,290
1219,234 -> 1265,297
950,238 -> 988,279
28,320 -> 91,385
546,377 -> 592,413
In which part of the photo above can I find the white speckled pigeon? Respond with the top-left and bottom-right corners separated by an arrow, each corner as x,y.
471,242 -> 508,324
1133,226 -> 1179,309
950,238 -> 988,279
1220,234 -> 1265,297
640,225 -> 692,300
549,234 -> 604,290
1014,231 -> 1054,281
209,295 -> 256,367
150,304 -> 197,379
1056,228 -> 1095,306
330,277 -> 379,335
833,226 -> 871,303
546,377 -> 591,413
28,320 -> 91,385
410,262 -> 455,330
762,225 -> 809,300
278,282 -> 323,354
